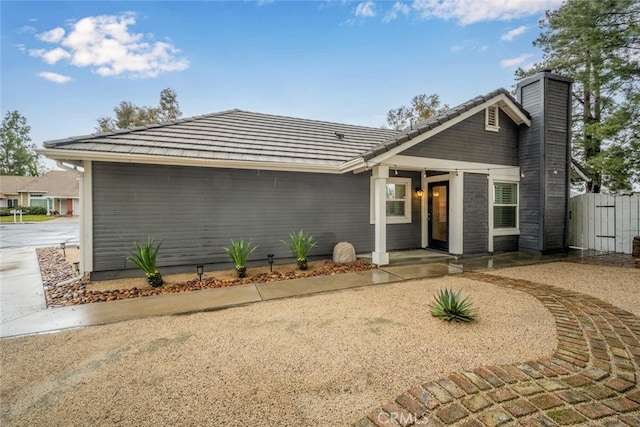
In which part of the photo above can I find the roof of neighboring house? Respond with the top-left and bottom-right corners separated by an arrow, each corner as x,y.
0,175 -> 37,198
20,170 -> 80,198
570,158 -> 592,183
40,88 -> 530,171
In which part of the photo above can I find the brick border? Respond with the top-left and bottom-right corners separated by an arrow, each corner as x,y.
355,272 -> 640,426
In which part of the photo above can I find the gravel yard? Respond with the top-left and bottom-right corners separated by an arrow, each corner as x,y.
489,261 -> 640,316
1,259 -> 637,426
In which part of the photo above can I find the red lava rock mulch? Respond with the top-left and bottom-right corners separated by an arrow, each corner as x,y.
36,247 -> 377,308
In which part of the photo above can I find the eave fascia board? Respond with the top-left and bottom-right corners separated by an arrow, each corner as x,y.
495,94 -> 531,127
39,149 -> 345,175
364,93 -> 531,167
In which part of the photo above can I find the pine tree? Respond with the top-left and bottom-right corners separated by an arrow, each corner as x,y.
517,0 -> 640,192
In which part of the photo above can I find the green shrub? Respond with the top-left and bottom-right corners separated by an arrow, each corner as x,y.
223,239 -> 258,269
429,288 -> 477,322
0,206 -> 47,216
125,236 -> 164,287
26,206 -> 47,215
281,230 -> 317,262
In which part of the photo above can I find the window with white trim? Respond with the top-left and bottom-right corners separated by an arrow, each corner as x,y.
7,199 -> 18,208
485,105 -> 500,132
370,177 -> 412,224
493,182 -> 518,229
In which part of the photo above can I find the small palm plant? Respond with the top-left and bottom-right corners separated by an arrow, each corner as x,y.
223,239 -> 258,278
282,230 -> 317,270
429,288 -> 477,322
125,236 -> 164,287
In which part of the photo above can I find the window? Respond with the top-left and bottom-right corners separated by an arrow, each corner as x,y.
7,199 -> 18,208
485,105 -> 500,132
493,182 -> 518,229
370,177 -> 412,224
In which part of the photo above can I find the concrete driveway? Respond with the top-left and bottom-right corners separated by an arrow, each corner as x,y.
0,217 -> 79,249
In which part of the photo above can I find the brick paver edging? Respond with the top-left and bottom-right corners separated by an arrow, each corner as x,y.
355,272 -> 640,426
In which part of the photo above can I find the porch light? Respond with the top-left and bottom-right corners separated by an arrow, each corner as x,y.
415,187 -> 424,197
267,254 -> 274,272
196,265 -> 204,281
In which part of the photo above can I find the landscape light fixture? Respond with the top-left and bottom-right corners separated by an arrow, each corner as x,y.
267,254 -> 274,272
72,262 -> 80,275
60,242 -> 66,257
196,265 -> 204,281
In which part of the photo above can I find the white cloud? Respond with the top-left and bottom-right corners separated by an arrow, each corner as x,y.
355,1 -> 376,18
37,27 -> 65,43
383,2 -> 411,22
16,44 -> 26,53
38,71 -> 73,84
28,13 -> 189,79
31,47 -> 71,64
18,25 -> 37,34
411,0 -> 564,25
450,40 -> 488,54
501,25 -> 528,41
500,53 -> 533,68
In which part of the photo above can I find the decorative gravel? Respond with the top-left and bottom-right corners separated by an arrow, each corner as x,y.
36,247 -> 377,307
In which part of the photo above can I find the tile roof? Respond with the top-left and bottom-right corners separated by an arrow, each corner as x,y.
44,110 -> 398,167
42,89 -> 529,169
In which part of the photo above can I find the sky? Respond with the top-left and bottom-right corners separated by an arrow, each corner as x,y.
1,0 -> 565,168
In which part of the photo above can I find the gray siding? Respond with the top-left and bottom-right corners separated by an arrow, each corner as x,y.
543,80 -> 570,250
92,162 -> 420,278
493,235 -> 519,252
517,73 -> 571,253
518,80 -> 543,251
463,173 -> 488,254
403,110 -> 519,165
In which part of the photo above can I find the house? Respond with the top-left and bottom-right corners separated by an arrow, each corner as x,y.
0,171 -> 80,215
40,71 -> 574,280
0,176 -> 35,209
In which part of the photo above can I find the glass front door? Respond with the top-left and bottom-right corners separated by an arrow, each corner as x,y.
428,181 -> 449,251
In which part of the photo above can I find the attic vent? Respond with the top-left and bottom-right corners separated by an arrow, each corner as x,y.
485,105 -> 500,132
335,132 -> 345,140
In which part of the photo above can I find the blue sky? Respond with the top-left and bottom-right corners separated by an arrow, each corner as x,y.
1,0 -> 563,161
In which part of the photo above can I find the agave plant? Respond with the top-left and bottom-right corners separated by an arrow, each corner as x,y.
223,239 -> 258,277
429,288 -> 477,322
125,236 -> 164,287
281,230 -> 317,270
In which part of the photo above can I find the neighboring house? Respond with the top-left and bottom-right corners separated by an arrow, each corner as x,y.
0,171 -> 80,215
40,71 -> 575,280
0,176 -> 35,209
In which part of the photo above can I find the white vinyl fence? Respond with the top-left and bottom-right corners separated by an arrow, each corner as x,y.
569,193 -> 640,254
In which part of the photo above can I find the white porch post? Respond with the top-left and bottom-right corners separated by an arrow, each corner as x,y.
372,165 -> 389,266
80,161 -> 93,275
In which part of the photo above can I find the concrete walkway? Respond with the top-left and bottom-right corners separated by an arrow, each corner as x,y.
0,248 -> 574,339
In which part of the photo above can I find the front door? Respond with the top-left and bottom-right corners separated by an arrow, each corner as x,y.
428,181 -> 449,251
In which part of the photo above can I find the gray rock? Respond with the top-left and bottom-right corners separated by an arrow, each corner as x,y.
333,242 -> 356,264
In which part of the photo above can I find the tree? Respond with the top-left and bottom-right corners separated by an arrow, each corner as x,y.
386,93 -> 449,130
96,88 -> 182,132
517,0 -> 640,192
0,110 -> 40,176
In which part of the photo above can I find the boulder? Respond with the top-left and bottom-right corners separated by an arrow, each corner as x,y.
333,242 -> 356,264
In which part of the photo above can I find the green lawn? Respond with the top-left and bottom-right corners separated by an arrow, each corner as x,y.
0,215 -> 56,223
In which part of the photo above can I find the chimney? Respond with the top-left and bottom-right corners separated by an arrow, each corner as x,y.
516,71 -> 573,253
